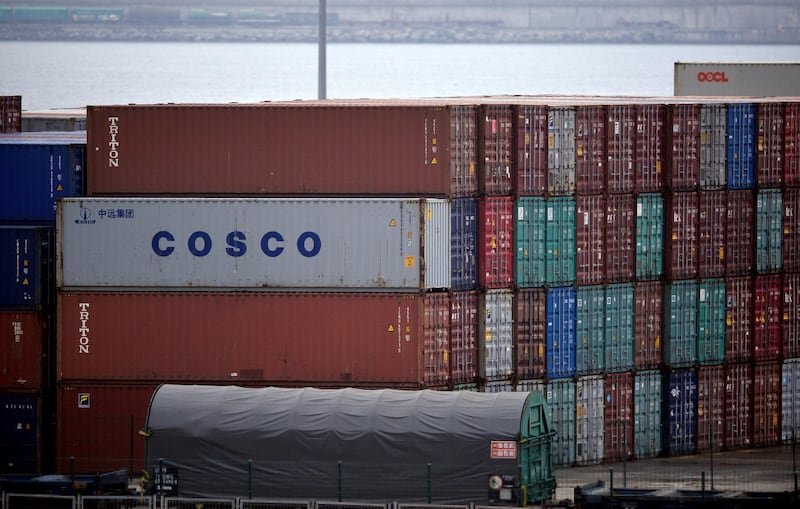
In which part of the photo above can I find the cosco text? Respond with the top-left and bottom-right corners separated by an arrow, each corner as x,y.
151,230 -> 322,258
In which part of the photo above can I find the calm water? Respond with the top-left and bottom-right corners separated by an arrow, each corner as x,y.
2,41 -> 800,110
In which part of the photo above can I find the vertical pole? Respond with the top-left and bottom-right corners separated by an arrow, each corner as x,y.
70,456 -> 75,488
609,468 -> 614,507
337,460 -> 342,502
248,459 -> 253,500
623,419 -> 628,488
427,463 -> 432,503
158,458 -> 164,495
318,0 -> 327,100
701,470 -> 706,500
130,415 -> 135,474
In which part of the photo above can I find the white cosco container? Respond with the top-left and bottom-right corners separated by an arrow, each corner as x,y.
57,197 -> 451,291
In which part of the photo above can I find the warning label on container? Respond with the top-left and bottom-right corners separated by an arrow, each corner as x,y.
491,441 -> 517,459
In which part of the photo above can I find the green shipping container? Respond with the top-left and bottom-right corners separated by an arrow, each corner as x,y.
546,378 -> 576,467
515,197 -> 547,287
576,286 -> 605,375
605,283 -> 635,373
698,278 -> 726,364
665,280 -> 699,367
546,197 -> 576,286
635,194 -> 664,280
634,369 -> 663,459
755,189 -> 783,273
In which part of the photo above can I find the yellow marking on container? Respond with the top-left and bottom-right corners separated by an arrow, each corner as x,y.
470,162 -> 475,174
431,157 -> 438,165
22,278 -> 29,285
432,137 -> 437,145
427,208 -> 432,220
405,256 -> 415,268
388,325 -> 395,332
389,219 -> 397,227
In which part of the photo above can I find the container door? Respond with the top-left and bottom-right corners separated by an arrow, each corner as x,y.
519,392 -> 556,504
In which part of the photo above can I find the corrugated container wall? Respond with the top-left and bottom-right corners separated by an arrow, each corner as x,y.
0,392 -> 39,473
726,276 -> 753,363
423,292 -> 451,388
604,372 -> 633,462
726,103 -> 756,190
665,104 -> 699,192
545,197 -> 576,286
514,197 -> 546,287
479,105 -> 513,196
546,286 -> 577,379
605,194 -> 635,283
58,198 -> 451,291
635,104 -> 665,193
1,96 -> 22,133
547,378 -> 576,467
756,103 -> 784,188
664,280 -> 699,367
576,375 -> 604,465
548,107 -> 576,195
514,105 -> 548,196
698,191 -> 726,278
755,189 -> 783,274
451,197 -> 478,291
479,289 -> 514,382
0,311 -> 45,391
724,362 -> 753,450
449,291 -> 478,387
784,188 -> 800,272
0,133 -> 85,223
606,105 -> 635,194
663,368 -> 697,456
753,274 -> 782,361
634,370 -> 663,459
576,285 -> 605,375
725,190 -> 754,275
479,197 -> 514,289
697,279 -> 726,365
786,103 -> 800,188
664,191 -> 699,280
753,360 -> 782,447
782,358 -> 800,443
87,103 -> 477,197
0,227 -> 52,309
699,104 -> 727,190
697,365 -> 725,453
514,288 -> 547,380
634,281 -> 663,370
576,195 -> 605,286
635,193 -> 664,281
784,273 -> 800,358
604,283 -> 635,373
575,106 -> 606,195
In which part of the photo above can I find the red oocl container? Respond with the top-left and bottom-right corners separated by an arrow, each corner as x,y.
604,371 -> 633,462
698,191 -> 726,278
665,104 -> 700,192
664,191 -> 699,280
576,195 -> 606,286
724,362 -> 752,450
480,105 -> 513,196
0,310 -> 45,391
757,103 -> 785,188
514,104 -> 548,196
449,290 -> 478,386
697,364 -> 725,453
784,272 -> 800,358
478,197 -> 514,289
58,291 -> 451,387
515,288 -> 547,380
753,360 -> 782,447
57,383 -> 157,473
726,276 -> 753,363
784,188 -> 800,272
634,281 -> 663,370
753,274 -> 782,361
606,105 -> 636,194
605,194 -> 635,283
786,102 -> 800,187
725,190 -> 755,276
87,102 -> 478,197
575,105 -> 606,195
636,104 -> 665,194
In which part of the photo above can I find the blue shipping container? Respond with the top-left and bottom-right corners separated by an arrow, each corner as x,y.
726,104 -> 756,190
0,226 -> 51,309
0,392 -> 39,473
0,132 -> 85,223
451,197 -> 478,291
664,368 -> 698,456
547,286 -> 577,378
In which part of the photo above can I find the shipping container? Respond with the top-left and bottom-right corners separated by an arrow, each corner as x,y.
605,194 -> 635,283
517,379 -> 545,394
514,288 -> 547,380
604,283 -> 635,373
483,380 -> 514,393
665,104 -> 699,192
604,372 -> 633,462
698,191 -> 726,278
727,103 -> 756,190
58,197 -> 452,291
514,197 -> 546,287
699,104 -> 727,190
635,104 -> 665,193
786,103 -> 800,188
757,103 -> 785,188
634,281 -> 663,370
674,62 -> 800,96
545,197 -> 576,286
450,290 -> 478,387
547,107 -> 576,196
87,102 -> 480,197
725,190 -> 754,276
753,274 -> 782,361
423,293 -> 451,388
575,286 -> 605,375
451,197 -> 478,291
0,392 -> 39,473
606,105 -> 635,194
479,289 -> 514,382
753,360 -> 781,447
634,370 -> 662,459
22,108 -> 86,132
784,273 -> 800,358
57,384 -> 155,473
784,188 -> 800,272
782,358 -> 800,443
479,197 -> 514,289
546,287 -> 576,379
697,279 -> 726,365
756,188 -> 783,273
664,191 -> 699,280
1,95 -> 22,133
0,132 -> 85,223
724,362 -> 753,450
514,104 -> 548,196
546,378 -> 576,467
58,291 -> 446,385
726,276 -> 753,363
0,311 -> 45,391
664,280 -> 698,368
575,106 -> 606,195
575,195 -> 605,286
663,368 -> 697,456
0,226 -> 52,309
575,375 -> 604,465
635,193 -> 663,281
697,364 -> 725,453
479,105 -> 513,196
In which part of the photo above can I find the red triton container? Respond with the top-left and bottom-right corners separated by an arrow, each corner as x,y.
576,195 -> 606,286
726,276 -> 753,363
606,105 -> 636,194
514,104 -> 548,196
785,188 -> 800,272
664,191 -> 700,280
575,105 -> 606,195
634,281 -> 663,370
757,103 -> 785,188
784,272 -> 800,358
753,274 -> 782,361
478,197 -> 514,289
635,104 -> 665,193
449,290 -> 478,387
605,194 -> 635,283
479,105 -> 513,196
515,288 -> 547,380
786,102 -> 800,187
753,360 -> 782,447
724,362 -> 753,450
603,371 -> 633,462
665,104 -> 700,192
725,190 -> 755,276
0,310 -> 45,391
698,191 -> 727,278
697,364 -> 725,453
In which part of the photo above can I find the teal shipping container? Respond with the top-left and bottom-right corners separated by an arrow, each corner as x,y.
546,378 -> 576,467
545,197 -> 576,286
576,286 -> 605,375
547,107 -> 576,195
576,375 -> 604,466
604,283 -> 635,373
698,279 -> 726,365
479,289 -> 514,382
664,280 -> 699,367
514,197 -> 546,287
755,188 -> 783,273
635,194 -> 664,281
634,369 -> 663,459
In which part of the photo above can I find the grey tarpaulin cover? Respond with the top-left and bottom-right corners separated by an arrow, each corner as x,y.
144,384 -> 535,503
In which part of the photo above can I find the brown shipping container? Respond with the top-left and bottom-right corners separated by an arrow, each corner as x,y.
635,104 -> 665,193
0,311 -> 45,391
575,105 -> 606,195
753,360 -> 782,447
57,384 -> 157,473
664,192 -> 699,280
784,272 -> 800,358
726,276 -> 753,363
450,290 -> 478,386
634,281 -> 663,370
423,292 -> 451,388
606,105 -> 636,194
515,288 -> 547,380
58,291 -> 446,386
604,372 -> 634,462
576,195 -> 606,286
1,95 -> 22,133
665,104 -> 700,192
697,364 -> 725,453
724,362 -> 752,450
478,197 -> 514,289
785,188 -> 800,272
514,105 -> 548,196
480,105 -> 513,196
725,190 -> 755,276
757,103 -> 785,188
787,102 -> 800,187
753,274 -> 782,361
698,191 -> 727,278
605,194 -> 636,283
87,102 -> 478,197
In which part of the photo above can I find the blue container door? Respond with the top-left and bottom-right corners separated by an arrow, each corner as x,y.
546,287 -> 576,378
0,227 -> 47,309
451,197 -> 477,291
664,368 -> 698,456
726,103 -> 756,190
0,392 -> 39,473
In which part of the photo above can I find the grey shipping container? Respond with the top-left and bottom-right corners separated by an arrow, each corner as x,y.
547,107 -> 576,195
479,289 -> 514,382
699,104 -> 727,189
58,197 -> 452,291
546,378 -> 576,467
576,375 -> 604,465
674,62 -> 800,97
